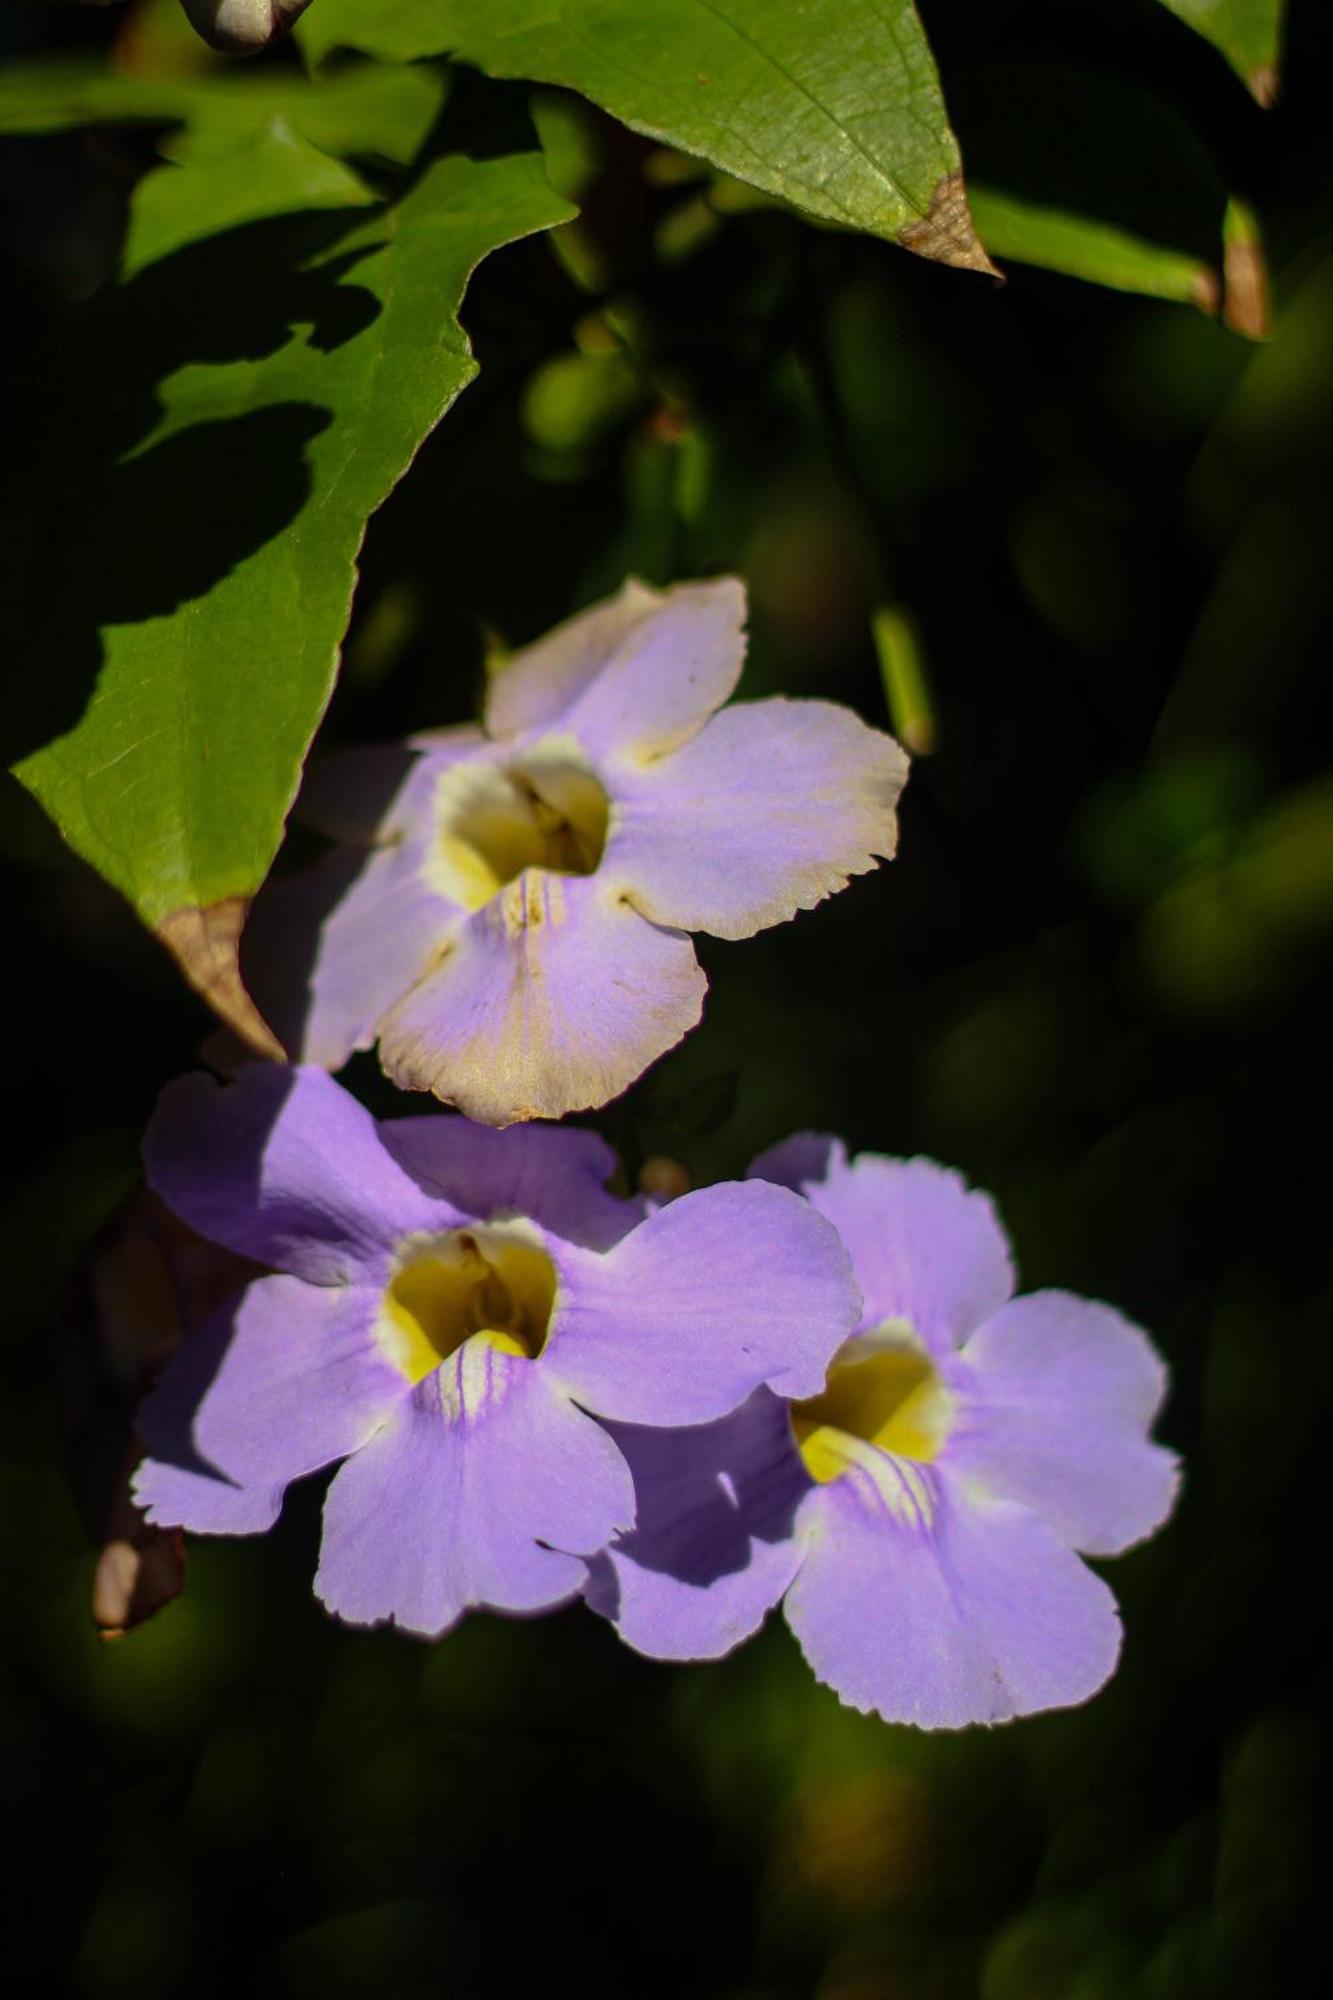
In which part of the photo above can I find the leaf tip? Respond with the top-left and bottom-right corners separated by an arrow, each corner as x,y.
900,173 -> 1002,280
1248,63 -> 1280,110
1222,202 -> 1271,341
1189,267 -> 1223,320
157,899 -> 286,1061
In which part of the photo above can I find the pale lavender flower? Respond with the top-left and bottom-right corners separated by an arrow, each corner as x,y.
132,1067 -> 860,1637
585,1139 -> 1179,1728
243,577 -> 908,1124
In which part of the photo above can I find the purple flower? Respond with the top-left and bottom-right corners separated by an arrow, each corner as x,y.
585,1139 -> 1179,1728
243,577 -> 908,1124
131,1067 -> 860,1638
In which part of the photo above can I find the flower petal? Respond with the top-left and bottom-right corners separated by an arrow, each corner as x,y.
240,845 -> 456,1074
556,576 -> 747,761
133,1300 -> 287,1532
748,1132 -> 844,1193
375,874 -> 706,1124
584,1391 -> 807,1659
770,1151 -> 1015,1356
494,576 -> 746,761
784,1465 -> 1122,1728
315,1347 -> 635,1636
548,1181 -> 860,1425
483,579 -> 664,740
947,1292 -> 1179,1556
134,1274 -> 403,1524
145,1066 -> 452,1281
608,698 -> 907,939
133,1455 -> 283,1535
378,1115 -> 642,1251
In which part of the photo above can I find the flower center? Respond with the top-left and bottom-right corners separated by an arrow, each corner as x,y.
428,754 -> 610,912
378,1229 -> 557,1384
791,1332 -> 951,1485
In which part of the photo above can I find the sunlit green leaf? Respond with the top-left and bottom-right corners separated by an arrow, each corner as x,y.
125,121 -> 374,274
7,147 -> 572,1044
298,0 -> 994,272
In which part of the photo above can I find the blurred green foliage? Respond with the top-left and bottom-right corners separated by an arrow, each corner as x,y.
2,0 -> 1330,1996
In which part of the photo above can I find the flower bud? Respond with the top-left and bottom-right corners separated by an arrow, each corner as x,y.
180,0 -> 314,53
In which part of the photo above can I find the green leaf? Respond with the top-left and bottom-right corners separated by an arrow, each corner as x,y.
1154,1 -> 1285,104
968,185 -> 1215,308
6,147 -> 572,1046
299,0 -> 994,272
0,56 -> 446,169
125,120 -> 374,275
945,60 -> 1268,332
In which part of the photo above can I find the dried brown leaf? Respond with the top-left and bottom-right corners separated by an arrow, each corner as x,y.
900,172 -> 1001,279
157,898 -> 285,1060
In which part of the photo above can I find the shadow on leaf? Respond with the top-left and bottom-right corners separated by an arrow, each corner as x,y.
1,205 -> 382,768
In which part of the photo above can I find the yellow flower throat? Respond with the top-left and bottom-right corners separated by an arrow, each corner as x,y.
380,1230 -> 558,1384
793,1336 -> 951,1484
429,756 -> 610,912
